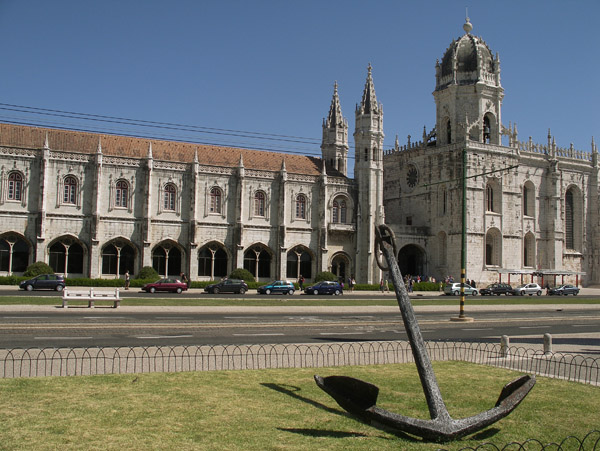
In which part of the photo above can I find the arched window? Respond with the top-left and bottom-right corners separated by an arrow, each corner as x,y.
7,172 -> 23,201
102,243 -> 135,275
198,245 -> 228,278
209,187 -> 222,214
243,246 -> 271,279
163,184 -> 176,211
152,244 -> 182,277
523,182 -> 535,217
565,190 -> 573,249
0,235 -> 29,273
254,191 -> 266,217
295,194 -> 306,219
63,176 -> 77,205
332,197 -> 347,224
286,247 -> 312,280
331,254 -> 349,281
483,116 -> 491,143
49,240 -> 84,274
446,120 -> 452,144
364,148 -> 368,162
485,229 -> 501,266
523,233 -> 535,267
115,180 -> 129,208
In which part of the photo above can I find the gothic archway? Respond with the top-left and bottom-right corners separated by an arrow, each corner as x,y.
397,244 -> 426,278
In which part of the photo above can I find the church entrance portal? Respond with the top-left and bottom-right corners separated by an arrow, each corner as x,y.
397,244 -> 425,277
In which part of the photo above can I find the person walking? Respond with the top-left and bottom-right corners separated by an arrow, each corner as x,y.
298,275 -> 304,290
124,270 -> 130,290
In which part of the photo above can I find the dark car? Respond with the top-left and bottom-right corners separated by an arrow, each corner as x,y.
20,274 -> 66,291
480,282 -> 513,296
204,279 -> 248,294
548,284 -> 580,296
142,278 -> 188,294
304,281 -> 343,295
257,280 -> 295,295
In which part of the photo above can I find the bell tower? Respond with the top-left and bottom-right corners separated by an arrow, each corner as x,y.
354,64 -> 384,283
321,82 -> 349,175
433,18 -> 504,145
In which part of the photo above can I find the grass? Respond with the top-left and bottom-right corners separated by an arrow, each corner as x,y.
0,362 -> 598,450
1,292 -> 600,307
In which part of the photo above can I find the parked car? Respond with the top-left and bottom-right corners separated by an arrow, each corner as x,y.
480,283 -> 513,296
19,274 -> 66,292
548,284 -> 580,296
204,279 -> 248,294
142,278 -> 188,294
257,280 -> 295,295
443,283 -> 478,296
511,283 -> 543,296
304,281 -> 343,295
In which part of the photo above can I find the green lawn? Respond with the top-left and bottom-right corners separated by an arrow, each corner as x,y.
1,293 -> 599,307
0,362 -> 598,450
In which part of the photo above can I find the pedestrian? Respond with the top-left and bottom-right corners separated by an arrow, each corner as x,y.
180,272 -> 189,288
298,275 -> 304,290
351,276 -> 356,292
385,279 -> 389,292
124,270 -> 130,290
471,280 -> 476,288
380,278 -> 384,293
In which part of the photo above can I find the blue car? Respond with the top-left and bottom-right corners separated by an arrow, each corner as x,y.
257,280 -> 295,295
304,281 -> 343,295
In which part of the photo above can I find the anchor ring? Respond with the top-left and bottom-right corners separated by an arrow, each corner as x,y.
375,224 -> 398,272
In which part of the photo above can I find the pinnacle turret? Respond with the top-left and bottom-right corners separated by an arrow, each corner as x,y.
357,64 -> 379,115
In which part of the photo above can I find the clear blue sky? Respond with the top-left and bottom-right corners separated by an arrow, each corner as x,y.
1,1 -> 598,176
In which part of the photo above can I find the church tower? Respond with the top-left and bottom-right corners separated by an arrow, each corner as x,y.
354,64 -> 384,283
433,17 -> 503,145
321,82 -> 349,175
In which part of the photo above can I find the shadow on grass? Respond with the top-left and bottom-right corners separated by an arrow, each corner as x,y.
261,382 -> 419,442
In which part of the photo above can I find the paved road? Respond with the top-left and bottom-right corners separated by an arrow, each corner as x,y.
1,304 -> 599,356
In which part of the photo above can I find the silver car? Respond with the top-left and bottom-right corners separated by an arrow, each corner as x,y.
512,283 -> 543,296
444,283 -> 478,296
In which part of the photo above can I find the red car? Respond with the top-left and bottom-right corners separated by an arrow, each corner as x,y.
142,278 -> 188,294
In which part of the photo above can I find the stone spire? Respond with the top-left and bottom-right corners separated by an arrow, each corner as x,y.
325,81 -> 344,128
357,64 -> 379,115
321,81 -> 349,176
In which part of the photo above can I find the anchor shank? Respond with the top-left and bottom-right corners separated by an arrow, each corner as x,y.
378,225 -> 450,421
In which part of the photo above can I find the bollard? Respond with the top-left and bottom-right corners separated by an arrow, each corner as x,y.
543,333 -> 553,354
500,335 -> 510,357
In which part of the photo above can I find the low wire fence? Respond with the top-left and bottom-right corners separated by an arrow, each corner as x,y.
1,340 -> 599,385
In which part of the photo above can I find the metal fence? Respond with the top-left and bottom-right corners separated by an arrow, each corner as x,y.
1,340 -> 599,385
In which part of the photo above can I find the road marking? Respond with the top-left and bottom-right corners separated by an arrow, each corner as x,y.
572,324 -> 596,327
3,316 -> 48,319
461,328 -> 492,331
519,326 -> 548,329
155,316 -> 190,319
232,333 -> 285,337
84,316 -> 126,319
225,316 -> 259,319
135,335 -> 194,339
319,332 -> 365,336
35,336 -> 93,340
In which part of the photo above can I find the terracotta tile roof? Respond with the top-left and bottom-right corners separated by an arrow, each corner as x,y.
0,123 -> 336,177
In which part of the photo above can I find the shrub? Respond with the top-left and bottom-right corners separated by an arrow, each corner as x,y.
23,262 -> 54,277
136,266 -> 159,280
412,281 -> 440,291
315,271 -> 337,282
229,268 -> 255,283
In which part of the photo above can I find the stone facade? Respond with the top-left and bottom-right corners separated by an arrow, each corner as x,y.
383,18 -> 598,287
0,70 -> 384,284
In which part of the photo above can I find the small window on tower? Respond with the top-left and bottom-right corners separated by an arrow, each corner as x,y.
406,216 -> 412,226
